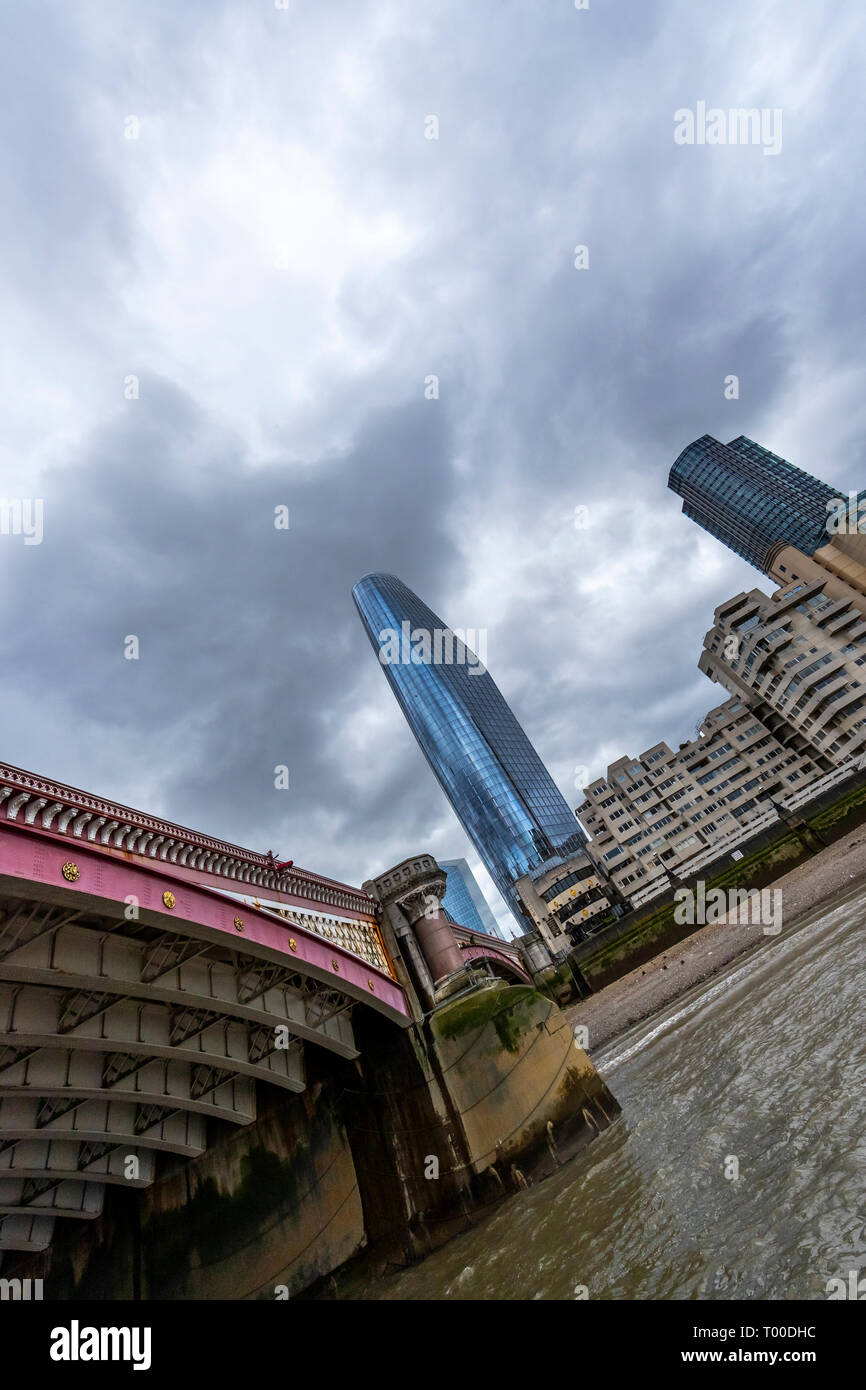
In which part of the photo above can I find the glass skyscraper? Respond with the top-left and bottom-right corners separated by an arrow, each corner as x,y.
352,573 -> 586,924
439,858 -> 506,941
669,434 -> 842,573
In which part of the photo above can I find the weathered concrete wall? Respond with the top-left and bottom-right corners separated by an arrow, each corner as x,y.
333,1006 -> 475,1275
137,1083 -> 364,1300
431,983 -> 618,1182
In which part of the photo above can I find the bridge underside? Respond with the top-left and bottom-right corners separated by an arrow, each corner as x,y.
0,836 -> 408,1256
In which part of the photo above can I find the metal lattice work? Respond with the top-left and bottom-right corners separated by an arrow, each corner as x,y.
0,904 -> 87,963
0,887 -> 376,1250
0,782 -> 410,1256
140,934 -> 213,983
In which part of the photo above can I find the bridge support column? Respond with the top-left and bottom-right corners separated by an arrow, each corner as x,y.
359,853 -> 621,1254
365,856 -> 470,1005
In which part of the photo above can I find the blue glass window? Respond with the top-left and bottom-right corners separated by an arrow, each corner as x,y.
353,574 -> 586,925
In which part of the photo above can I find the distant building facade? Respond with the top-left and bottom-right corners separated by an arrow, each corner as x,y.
439,858 -> 505,940
669,434 -> 839,571
515,850 -> 618,958
578,570 -> 866,900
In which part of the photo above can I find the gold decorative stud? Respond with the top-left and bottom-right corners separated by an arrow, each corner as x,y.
289,938 -> 297,952
233,916 -> 245,933
162,891 -> 176,909
331,959 -> 340,972
61,861 -> 80,882
368,979 -> 375,992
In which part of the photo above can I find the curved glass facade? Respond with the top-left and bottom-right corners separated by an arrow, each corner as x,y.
352,573 -> 585,924
669,434 -> 838,571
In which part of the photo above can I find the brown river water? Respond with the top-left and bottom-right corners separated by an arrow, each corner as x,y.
353,881 -> 866,1300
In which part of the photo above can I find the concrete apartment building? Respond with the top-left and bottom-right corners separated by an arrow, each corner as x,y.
765,534 -> 866,613
577,697 -> 822,899
548,435 -> 866,915
699,578 -> 866,767
577,568 -> 866,901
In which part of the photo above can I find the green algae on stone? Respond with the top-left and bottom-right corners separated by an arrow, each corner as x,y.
433,985 -> 540,1054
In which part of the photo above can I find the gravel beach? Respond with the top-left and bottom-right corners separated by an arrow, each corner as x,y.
564,821 -> 866,1053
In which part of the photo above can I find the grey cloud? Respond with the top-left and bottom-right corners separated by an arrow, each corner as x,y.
3,0 -> 866,910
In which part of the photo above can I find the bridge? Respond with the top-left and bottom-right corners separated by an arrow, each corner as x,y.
0,762 -> 528,1261
0,761 -> 413,1256
450,926 -> 530,984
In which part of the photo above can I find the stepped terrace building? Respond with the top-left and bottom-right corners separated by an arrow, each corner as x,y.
577,697 -> 821,900
699,579 -> 866,768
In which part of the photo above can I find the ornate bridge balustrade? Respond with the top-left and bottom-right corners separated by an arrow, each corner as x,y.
0,761 -> 379,917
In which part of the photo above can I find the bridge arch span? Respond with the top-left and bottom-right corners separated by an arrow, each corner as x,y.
0,820 -> 409,1252
457,941 -> 531,984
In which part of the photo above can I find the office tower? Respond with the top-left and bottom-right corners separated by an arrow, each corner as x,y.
352,573 -> 587,924
439,858 -> 505,940
669,434 -> 866,601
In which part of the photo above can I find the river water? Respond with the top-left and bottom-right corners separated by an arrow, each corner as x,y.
359,882 -> 866,1300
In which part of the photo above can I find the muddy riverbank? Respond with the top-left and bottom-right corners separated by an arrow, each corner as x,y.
565,820 -> 866,1051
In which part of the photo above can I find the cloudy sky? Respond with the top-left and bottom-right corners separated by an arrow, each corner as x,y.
2,0 -> 866,934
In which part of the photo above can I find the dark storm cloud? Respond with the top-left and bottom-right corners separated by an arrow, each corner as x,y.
1,376 -> 460,875
3,0 -> 866,917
